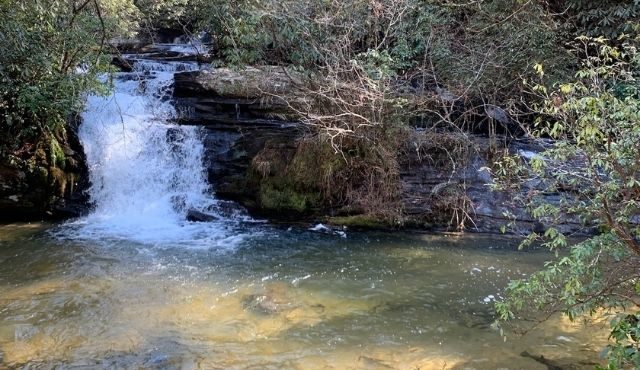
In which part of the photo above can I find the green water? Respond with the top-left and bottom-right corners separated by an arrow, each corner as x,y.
0,223 -> 608,369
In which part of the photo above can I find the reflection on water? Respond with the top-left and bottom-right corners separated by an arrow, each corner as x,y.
0,224 -> 609,369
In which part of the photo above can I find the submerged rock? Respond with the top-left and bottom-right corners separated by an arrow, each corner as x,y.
242,294 -> 289,315
520,351 -> 599,370
242,283 -> 295,315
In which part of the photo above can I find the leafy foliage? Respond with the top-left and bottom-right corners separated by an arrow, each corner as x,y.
0,0 -> 137,157
494,36 -> 640,368
134,0 -> 191,30
195,0 -> 568,100
563,0 -> 640,39
605,313 -> 640,368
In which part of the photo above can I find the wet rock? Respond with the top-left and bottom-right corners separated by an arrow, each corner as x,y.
177,75 -> 578,232
398,135 -> 589,234
201,123 -> 303,214
0,124 -> 89,221
308,223 -> 347,238
111,56 -> 134,72
211,200 -> 249,219
53,197 -> 90,219
186,209 -> 219,222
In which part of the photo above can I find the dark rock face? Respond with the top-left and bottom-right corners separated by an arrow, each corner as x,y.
173,67 -> 303,126
400,136 -> 587,234
186,209 -> 219,222
173,66 -> 307,217
201,123 -> 304,214
111,56 -> 134,72
173,68 -> 592,234
0,118 -> 89,221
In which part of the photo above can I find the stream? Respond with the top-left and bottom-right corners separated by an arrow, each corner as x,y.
0,43 -> 610,369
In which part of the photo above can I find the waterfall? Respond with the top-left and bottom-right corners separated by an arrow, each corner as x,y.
64,57 -> 243,247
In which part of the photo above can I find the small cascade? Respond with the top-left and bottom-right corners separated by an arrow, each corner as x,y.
156,33 -> 210,56
63,53 -> 244,247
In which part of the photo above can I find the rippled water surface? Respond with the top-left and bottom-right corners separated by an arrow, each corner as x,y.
0,223 -> 610,369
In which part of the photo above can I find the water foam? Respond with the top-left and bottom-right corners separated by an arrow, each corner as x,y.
61,59 -> 245,248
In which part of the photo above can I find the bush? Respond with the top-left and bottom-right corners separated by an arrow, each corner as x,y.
494,36 -> 640,369
0,0 -> 138,158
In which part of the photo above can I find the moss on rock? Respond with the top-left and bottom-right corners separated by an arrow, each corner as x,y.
49,136 -> 66,170
328,215 -> 394,229
258,183 -> 321,213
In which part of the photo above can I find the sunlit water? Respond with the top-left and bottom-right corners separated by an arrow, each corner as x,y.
0,224 -> 610,369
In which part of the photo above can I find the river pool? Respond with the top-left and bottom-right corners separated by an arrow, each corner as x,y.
0,223 -> 610,369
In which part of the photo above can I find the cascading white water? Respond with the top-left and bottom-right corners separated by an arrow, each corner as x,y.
65,57 -> 244,247
160,33 -> 210,56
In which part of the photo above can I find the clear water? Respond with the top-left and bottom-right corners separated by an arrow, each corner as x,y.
0,224 -> 610,369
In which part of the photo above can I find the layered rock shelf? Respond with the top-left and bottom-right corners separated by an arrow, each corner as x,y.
173,68 -> 590,234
